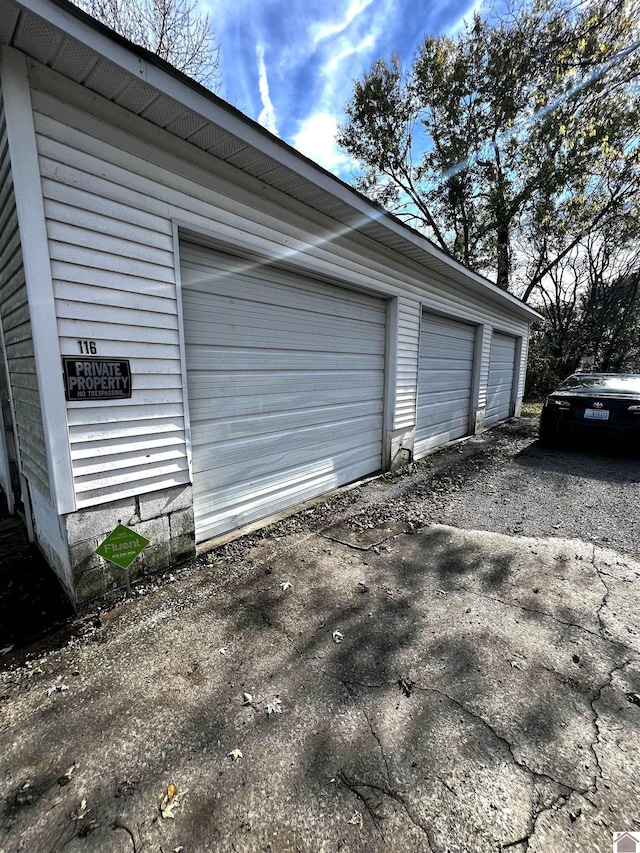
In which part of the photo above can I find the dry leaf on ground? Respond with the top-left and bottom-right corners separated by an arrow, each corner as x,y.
266,698 -> 282,715
160,783 -> 187,819
70,799 -> 90,820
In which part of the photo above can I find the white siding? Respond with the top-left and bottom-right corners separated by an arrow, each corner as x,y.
32,104 -> 187,507
477,325 -> 493,411
517,333 -> 529,399
394,297 -> 420,430
0,87 -> 49,499
28,73 -> 532,507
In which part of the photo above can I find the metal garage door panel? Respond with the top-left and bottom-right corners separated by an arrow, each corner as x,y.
485,333 -> 517,426
415,313 -> 476,455
180,243 -> 386,543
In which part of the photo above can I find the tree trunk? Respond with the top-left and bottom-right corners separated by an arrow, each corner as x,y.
496,225 -> 509,290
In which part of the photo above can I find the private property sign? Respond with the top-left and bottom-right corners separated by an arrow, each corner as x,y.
62,357 -> 132,400
96,524 -> 150,570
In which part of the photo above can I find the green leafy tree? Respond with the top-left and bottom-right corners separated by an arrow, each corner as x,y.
76,0 -> 220,90
337,0 -> 640,295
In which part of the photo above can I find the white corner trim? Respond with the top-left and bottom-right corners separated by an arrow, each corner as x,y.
1,45 -> 76,514
383,296 -> 399,469
172,222 -> 193,482
0,313 -> 18,515
469,322 -> 485,434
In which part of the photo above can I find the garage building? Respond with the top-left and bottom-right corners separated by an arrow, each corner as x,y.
0,0 -> 541,603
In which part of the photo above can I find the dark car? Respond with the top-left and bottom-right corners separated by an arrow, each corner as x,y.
539,373 -> 640,447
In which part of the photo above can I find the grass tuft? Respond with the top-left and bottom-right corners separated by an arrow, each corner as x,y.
520,400 -> 543,418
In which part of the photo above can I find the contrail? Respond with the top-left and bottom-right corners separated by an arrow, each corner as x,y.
436,34 -> 640,186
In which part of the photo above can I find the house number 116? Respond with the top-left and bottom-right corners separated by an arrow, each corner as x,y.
77,340 -> 97,354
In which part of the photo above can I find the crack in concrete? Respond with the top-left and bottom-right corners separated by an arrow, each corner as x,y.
256,555 -> 638,851
521,655 -> 636,850
592,544 -> 611,642
337,770 -> 436,851
412,682 -> 572,796
318,531 -> 393,552
451,586 -> 638,657
516,788 -> 571,851
345,682 -> 394,787
340,674 -> 575,852
586,655 -> 634,792
336,771 -> 387,840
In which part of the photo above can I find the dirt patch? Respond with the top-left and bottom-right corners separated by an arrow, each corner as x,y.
320,520 -> 408,550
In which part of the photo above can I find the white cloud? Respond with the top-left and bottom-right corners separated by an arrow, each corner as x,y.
292,112 -> 356,177
446,0 -> 485,35
322,34 -> 375,76
310,0 -> 376,48
256,43 -> 279,136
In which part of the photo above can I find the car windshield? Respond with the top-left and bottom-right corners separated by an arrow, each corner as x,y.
557,374 -> 640,394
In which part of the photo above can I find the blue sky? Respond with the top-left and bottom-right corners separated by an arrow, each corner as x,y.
208,0 -> 484,181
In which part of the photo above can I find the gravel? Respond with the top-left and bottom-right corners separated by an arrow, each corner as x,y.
209,416 -> 640,565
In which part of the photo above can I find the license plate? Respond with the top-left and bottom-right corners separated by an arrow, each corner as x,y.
584,408 -> 609,420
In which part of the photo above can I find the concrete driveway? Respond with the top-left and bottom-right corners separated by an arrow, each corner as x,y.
1,420 -> 640,853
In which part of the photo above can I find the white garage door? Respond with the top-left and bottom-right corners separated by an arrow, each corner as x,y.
485,332 -> 517,426
415,312 -> 476,455
180,243 -> 387,543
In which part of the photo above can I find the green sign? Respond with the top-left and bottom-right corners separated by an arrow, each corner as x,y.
96,524 -> 150,570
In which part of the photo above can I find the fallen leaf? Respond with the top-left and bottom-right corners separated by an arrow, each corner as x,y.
46,684 -> 69,697
160,785 -> 187,819
332,630 -> 344,644
57,763 -> 76,786
70,799 -> 90,821
15,782 -> 37,806
228,749 -> 243,762
242,692 -> 253,705
280,581 -> 293,591
398,677 -> 415,697
78,819 -> 100,836
348,811 -> 364,829
266,698 -> 282,715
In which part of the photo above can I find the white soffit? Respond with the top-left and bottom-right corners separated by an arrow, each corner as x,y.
0,0 -> 541,322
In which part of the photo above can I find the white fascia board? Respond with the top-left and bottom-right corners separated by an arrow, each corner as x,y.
13,0 -> 542,323
1,44 -> 76,514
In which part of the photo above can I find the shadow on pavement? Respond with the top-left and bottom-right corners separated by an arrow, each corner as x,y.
514,438 -> 640,484
0,507 -> 73,655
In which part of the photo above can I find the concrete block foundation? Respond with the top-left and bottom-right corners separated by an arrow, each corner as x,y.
64,484 -> 196,603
